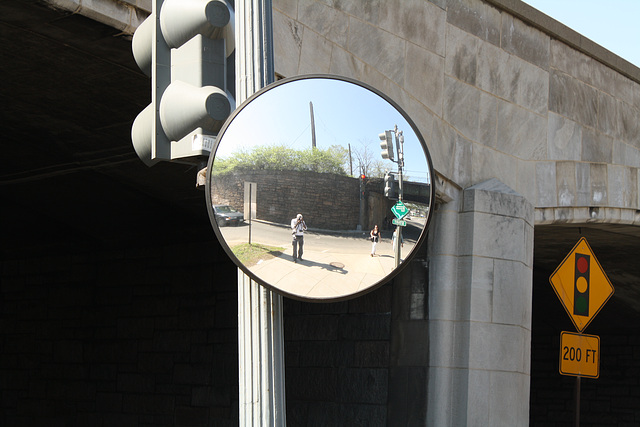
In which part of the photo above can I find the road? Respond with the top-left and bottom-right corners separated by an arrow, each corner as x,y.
217,218 -> 425,300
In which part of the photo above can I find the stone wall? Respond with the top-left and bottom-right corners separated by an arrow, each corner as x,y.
0,241 -> 240,426
273,0 -> 640,218
211,170 -> 372,230
0,239 -> 402,426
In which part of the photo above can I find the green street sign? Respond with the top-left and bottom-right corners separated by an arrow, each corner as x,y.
392,219 -> 406,227
391,200 -> 409,219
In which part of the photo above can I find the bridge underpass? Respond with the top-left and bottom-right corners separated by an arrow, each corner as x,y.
1,0 -> 639,425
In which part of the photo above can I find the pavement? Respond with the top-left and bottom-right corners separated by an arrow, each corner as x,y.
218,219 -> 420,300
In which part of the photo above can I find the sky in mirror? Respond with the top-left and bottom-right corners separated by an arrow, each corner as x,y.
214,77 -> 431,184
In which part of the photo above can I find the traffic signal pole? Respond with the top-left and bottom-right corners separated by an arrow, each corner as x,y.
235,1 -> 286,426
394,126 -> 404,268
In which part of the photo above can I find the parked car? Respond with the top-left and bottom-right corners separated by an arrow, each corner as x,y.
213,205 -> 244,227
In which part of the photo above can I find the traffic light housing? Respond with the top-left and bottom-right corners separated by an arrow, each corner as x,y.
574,253 -> 590,316
379,130 -> 394,161
131,0 -> 234,166
384,172 -> 396,199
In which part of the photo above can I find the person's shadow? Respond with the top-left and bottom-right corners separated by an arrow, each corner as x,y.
289,256 -> 348,275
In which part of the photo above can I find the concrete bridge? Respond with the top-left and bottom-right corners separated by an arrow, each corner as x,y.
2,0 -> 639,425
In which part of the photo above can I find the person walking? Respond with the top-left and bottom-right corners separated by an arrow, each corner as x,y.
370,224 -> 380,256
291,213 -> 307,262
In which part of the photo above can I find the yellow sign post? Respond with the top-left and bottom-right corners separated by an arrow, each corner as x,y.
549,237 -> 614,333
559,331 -> 600,379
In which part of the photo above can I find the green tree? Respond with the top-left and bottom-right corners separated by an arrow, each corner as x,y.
213,144 -> 349,175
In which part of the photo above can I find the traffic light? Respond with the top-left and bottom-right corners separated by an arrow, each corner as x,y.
379,130 -> 394,161
131,0 -> 234,166
574,253 -> 590,316
384,172 -> 396,199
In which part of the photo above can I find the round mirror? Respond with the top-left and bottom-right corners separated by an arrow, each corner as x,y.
205,75 -> 434,302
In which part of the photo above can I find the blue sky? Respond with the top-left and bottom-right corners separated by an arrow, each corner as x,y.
523,0 -> 640,67
214,77 -> 431,183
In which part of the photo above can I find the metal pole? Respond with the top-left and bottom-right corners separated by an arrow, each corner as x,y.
236,1 -> 285,425
575,376 -> 581,427
394,125 -> 404,267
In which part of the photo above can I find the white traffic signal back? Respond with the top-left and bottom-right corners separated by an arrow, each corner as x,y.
131,0 -> 233,166
379,130 -> 394,161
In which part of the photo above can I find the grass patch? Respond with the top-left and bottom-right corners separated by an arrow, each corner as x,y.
231,243 -> 285,267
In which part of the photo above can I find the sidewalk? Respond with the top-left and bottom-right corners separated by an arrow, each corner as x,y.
249,245 -> 399,300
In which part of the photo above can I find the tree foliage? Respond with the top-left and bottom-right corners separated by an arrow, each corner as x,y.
213,144 -> 349,175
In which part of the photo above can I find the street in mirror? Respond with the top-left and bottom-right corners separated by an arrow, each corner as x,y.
206,75 -> 434,301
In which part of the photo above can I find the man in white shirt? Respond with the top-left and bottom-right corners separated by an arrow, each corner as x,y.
290,213 -> 307,262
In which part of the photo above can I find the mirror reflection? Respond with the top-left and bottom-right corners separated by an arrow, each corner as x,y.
207,76 -> 433,301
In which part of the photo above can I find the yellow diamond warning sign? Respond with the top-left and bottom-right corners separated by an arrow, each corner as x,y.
549,237 -> 614,333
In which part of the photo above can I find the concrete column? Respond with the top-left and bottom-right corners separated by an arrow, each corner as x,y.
427,178 -> 533,426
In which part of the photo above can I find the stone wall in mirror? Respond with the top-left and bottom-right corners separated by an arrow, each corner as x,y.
206,75 -> 434,302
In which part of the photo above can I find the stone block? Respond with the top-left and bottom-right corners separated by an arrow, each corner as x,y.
273,10 -> 301,77
467,369 -> 491,425
446,0 -> 501,46
488,371 -> 530,427
444,76 -> 480,141
426,366 -> 456,426
496,100 -> 547,159
478,91 -> 498,148
298,27 -> 332,74
618,97 -> 640,147
536,161 -> 557,207
555,161 -> 576,206
461,212 -> 528,263
477,39 -> 548,115
330,0 -> 381,26
468,322 -> 528,373
427,320 -> 459,368
613,140 -> 640,168
470,145 -> 519,192
500,14 -> 549,69
429,118 -> 459,179
492,259 -> 532,327
338,368 -> 388,404
390,320 -> 428,366
328,45 -> 364,80
285,314 -> 339,341
445,24 -> 478,86
549,70 -> 598,129
548,113 -> 581,161
287,367 -> 337,400
379,0 -> 445,56
589,162 -> 608,206
516,159 -> 536,206
347,18 -> 405,86
405,43 -> 444,118
462,255 -> 494,323
463,178 -> 533,224
273,0 -> 297,18
608,165 -> 637,208
339,313 -> 390,341
388,366 -> 427,425
355,341 -> 389,367
297,0 -> 348,46
582,127 -> 613,164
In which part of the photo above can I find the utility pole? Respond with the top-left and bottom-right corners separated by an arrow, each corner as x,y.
310,101 -> 316,149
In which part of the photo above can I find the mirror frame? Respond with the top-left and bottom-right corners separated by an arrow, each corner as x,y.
205,74 -> 435,302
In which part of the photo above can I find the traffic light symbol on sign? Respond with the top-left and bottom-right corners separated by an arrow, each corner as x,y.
574,253 -> 590,316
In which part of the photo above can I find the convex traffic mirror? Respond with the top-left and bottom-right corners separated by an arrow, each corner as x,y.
206,75 -> 434,302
